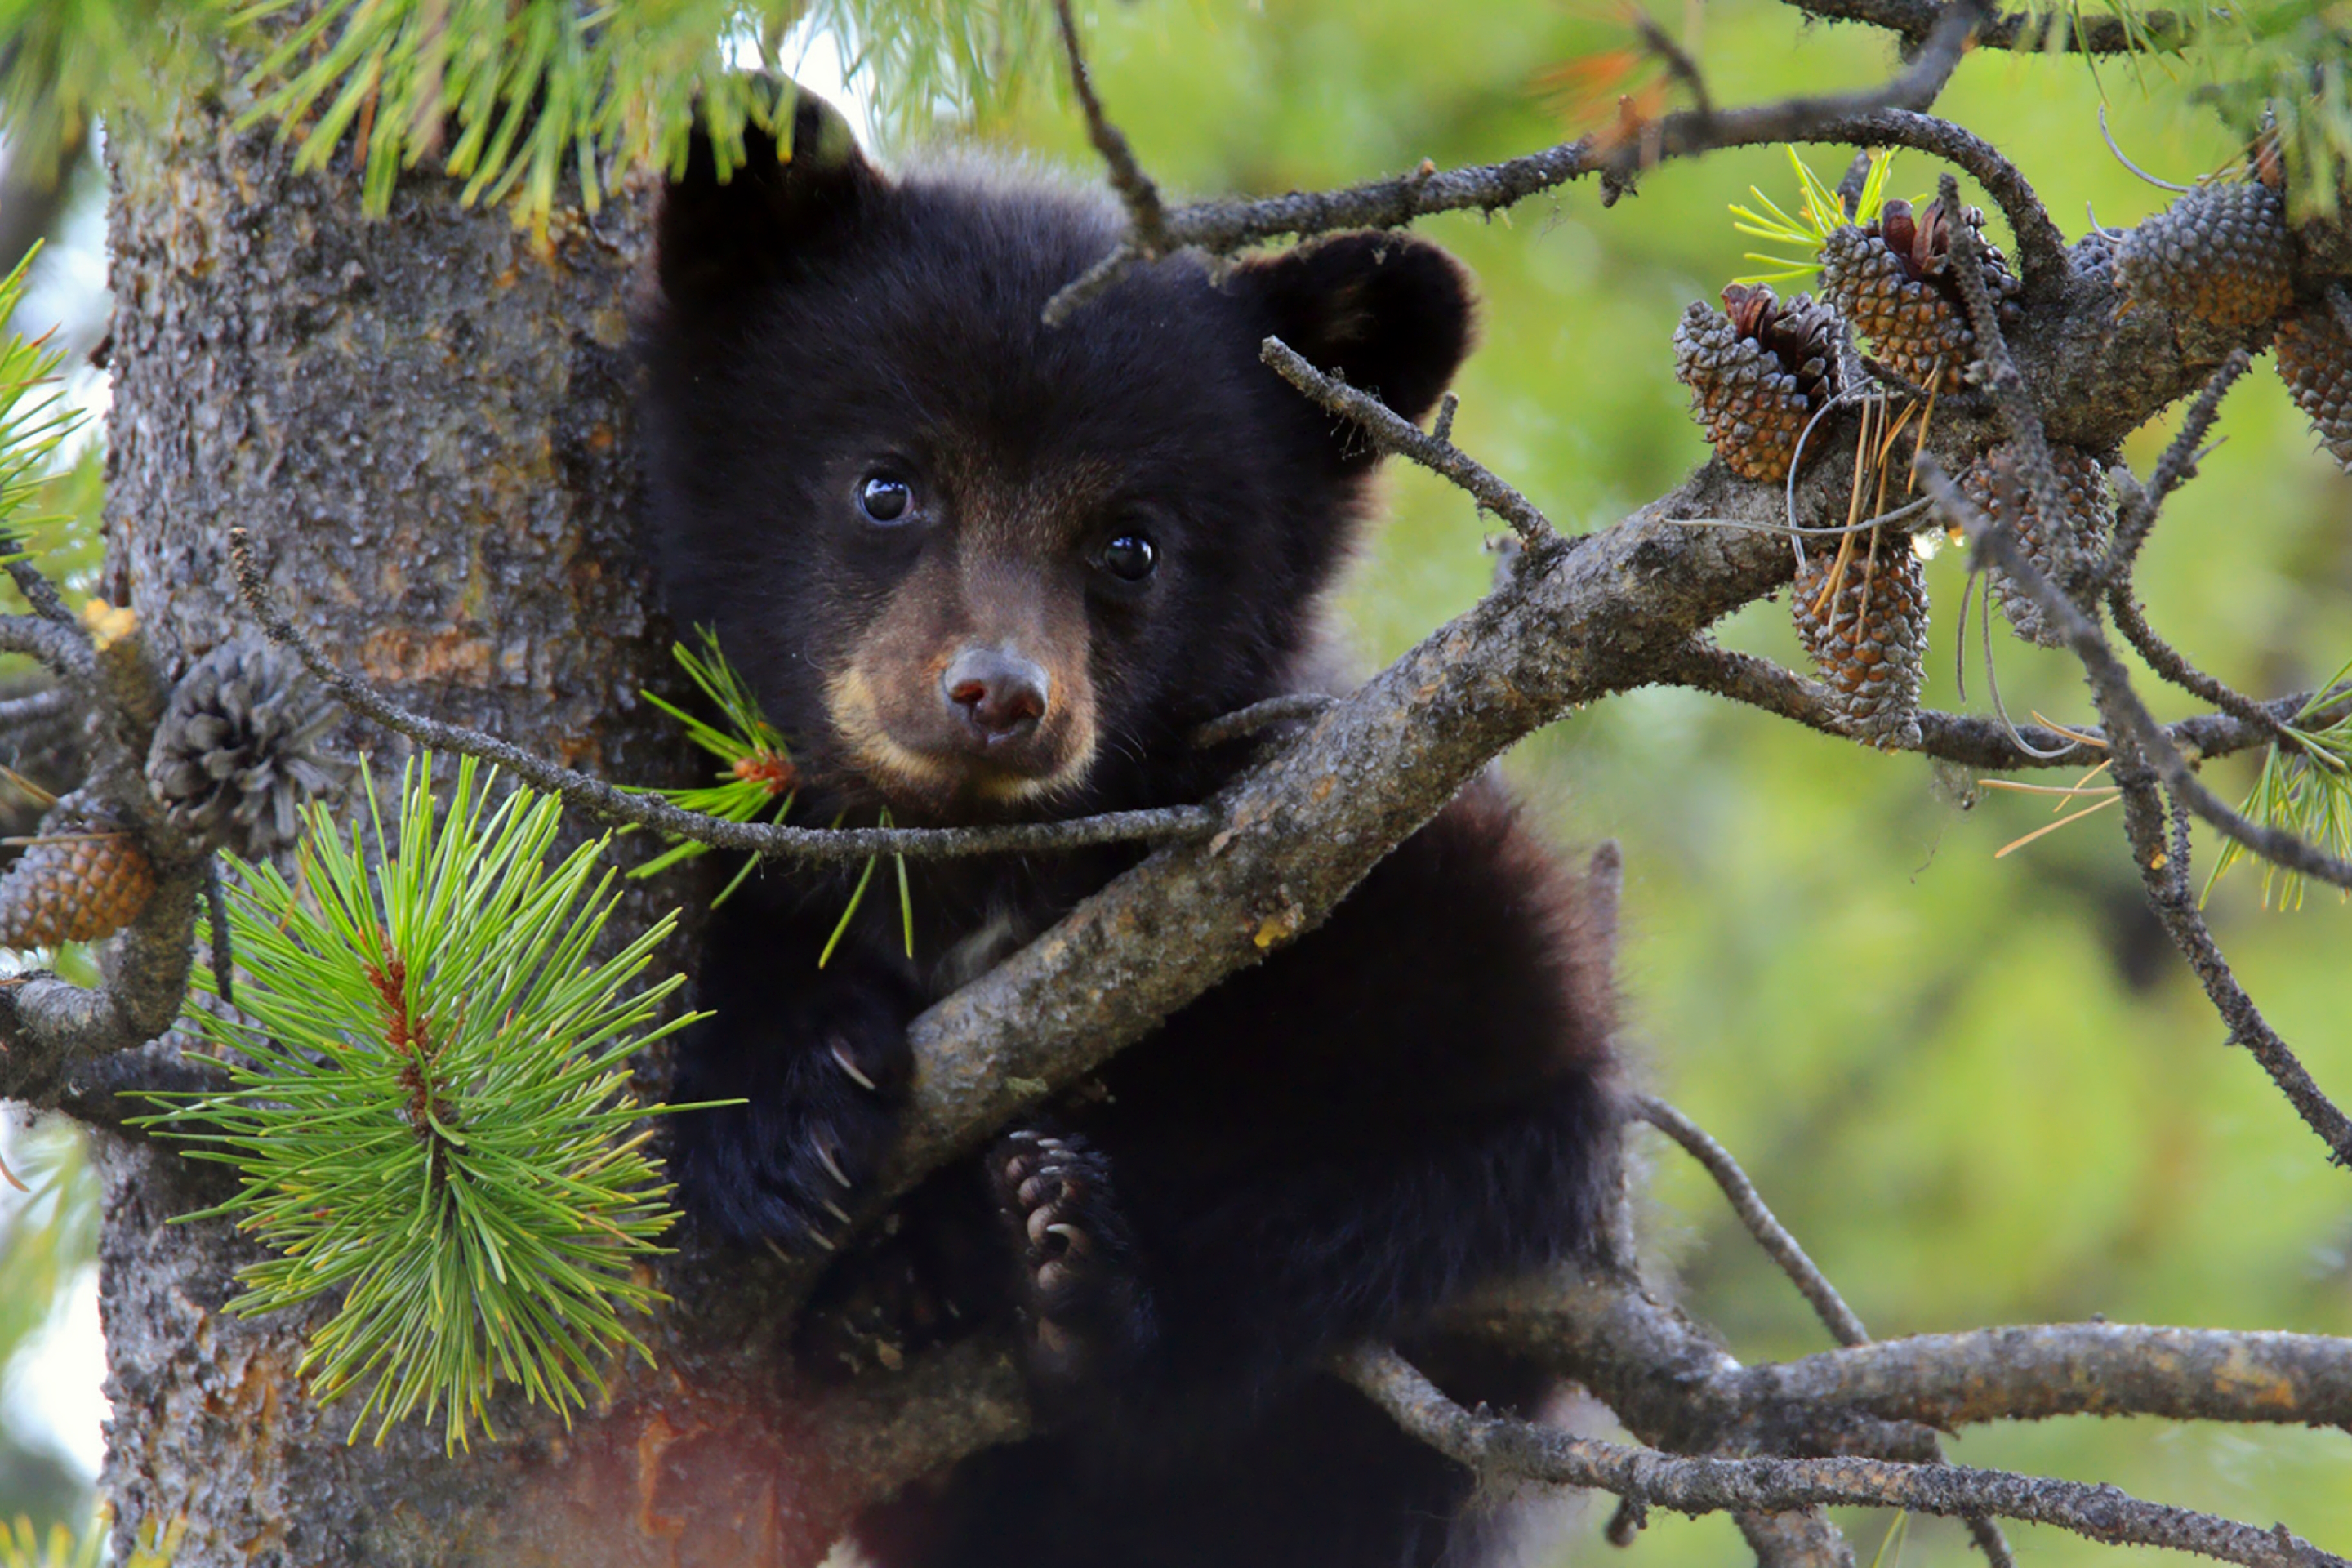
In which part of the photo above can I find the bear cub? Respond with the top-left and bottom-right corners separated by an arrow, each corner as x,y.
644,85 -> 1621,1568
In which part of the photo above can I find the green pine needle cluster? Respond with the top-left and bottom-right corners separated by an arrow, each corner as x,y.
2200,0 -> 2352,214
631,627 -> 798,902
141,752 -> 703,1451
2205,656 -> 2352,910
0,249 -> 87,551
1729,147 -> 1897,286
2,2 -> 1061,232
633,629 -> 915,960
0,0 -> 184,183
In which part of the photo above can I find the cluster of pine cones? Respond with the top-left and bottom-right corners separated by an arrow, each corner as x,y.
1673,163 -> 2341,748
0,639 -> 345,953
1672,197 -> 2024,746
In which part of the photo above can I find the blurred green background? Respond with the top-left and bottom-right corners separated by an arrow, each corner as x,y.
2,0 -> 2347,1561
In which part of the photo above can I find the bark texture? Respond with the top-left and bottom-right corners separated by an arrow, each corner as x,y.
91,84 -> 884,1567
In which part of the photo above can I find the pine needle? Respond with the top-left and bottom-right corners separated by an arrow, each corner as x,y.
139,752 -> 715,1451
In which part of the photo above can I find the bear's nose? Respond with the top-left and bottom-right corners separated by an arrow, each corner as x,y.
942,648 -> 1050,745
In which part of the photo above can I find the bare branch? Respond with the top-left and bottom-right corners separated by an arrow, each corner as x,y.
1050,0 -> 2080,304
0,530 -> 82,632
226,527 -> 1219,864
2106,350 -> 2252,585
1637,1094 -> 2017,1567
1261,339 -> 1561,551
1656,640 -> 2308,771
1782,0 -> 2195,54
1050,0 -> 1166,252
0,611 -> 92,682
1636,1095 -> 1869,1347
0,684 -> 70,732
1338,1344 -> 2343,1568
1751,1321 -> 2352,1430
2135,769 -> 2352,1165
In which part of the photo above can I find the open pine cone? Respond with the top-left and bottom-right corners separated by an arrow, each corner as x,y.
1672,283 -> 1844,483
1821,198 -> 2021,393
146,640 -> 349,858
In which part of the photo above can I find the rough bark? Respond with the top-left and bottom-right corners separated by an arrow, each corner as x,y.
92,82 -> 842,1567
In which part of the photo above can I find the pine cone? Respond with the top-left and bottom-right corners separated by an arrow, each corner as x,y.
146,640 -> 348,858
2275,310 -> 2352,468
1958,443 -> 2114,646
2114,182 -> 2292,330
1792,530 -> 1928,749
0,796 -> 155,949
1672,284 -> 1844,482
1820,198 -> 2020,393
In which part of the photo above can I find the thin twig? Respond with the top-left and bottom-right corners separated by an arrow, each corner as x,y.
1922,466 -> 2352,1165
1338,1345 -> 2345,1568
1922,466 -> 2352,893
1628,9 -> 1714,116
0,685 -> 71,731
226,528 -> 1219,863
1039,0 -> 1169,323
2105,350 -> 2252,585
1260,339 -> 1561,551
0,528 -> 82,632
1191,693 -> 1335,749
1636,1095 -> 2017,1568
1657,641 -> 2309,773
1051,0 -> 1166,252
1636,1095 -> 1869,1345
1055,2 -> 2069,294
2118,758 -> 2352,1168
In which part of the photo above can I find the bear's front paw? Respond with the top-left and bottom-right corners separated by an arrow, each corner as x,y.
672,1026 -> 906,1252
990,1128 -> 1152,1388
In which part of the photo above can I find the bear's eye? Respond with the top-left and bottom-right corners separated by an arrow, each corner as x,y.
1099,533 -> 1158,583
859,475 -> 915,525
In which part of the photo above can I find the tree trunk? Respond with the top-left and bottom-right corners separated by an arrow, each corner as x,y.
92,78 -> 990,1568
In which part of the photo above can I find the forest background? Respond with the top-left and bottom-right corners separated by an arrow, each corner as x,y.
0,0 -> 2345,1563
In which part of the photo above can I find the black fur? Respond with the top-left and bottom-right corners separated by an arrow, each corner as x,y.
644,88 -> 1619,1568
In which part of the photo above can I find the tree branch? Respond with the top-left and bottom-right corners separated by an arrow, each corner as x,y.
1638,1095 -> 2018,1568
1260,339 -> 1561,550
1636,1095 -> 1869,1347
1781,0 -> 2196,55
226,527 -> 1219,864
1049,0 -> 2082,325
0,861 -> 203,1103
0,610 -> 92,682
1337,1343 -> 2345,1568
1751,1321 -> 2352,1430
1655,641 -> 2319,770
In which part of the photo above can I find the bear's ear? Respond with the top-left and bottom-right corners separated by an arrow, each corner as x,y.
1230,232 -> 1475,456
657,81 -> 880,304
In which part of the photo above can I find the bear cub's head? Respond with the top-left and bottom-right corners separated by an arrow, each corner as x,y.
643,87 -> 1474,825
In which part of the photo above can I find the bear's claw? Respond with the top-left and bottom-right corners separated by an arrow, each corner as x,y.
989,1128 -> 1152,1391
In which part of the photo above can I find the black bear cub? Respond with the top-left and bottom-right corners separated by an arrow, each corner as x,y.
644,86 -> 1620,1568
